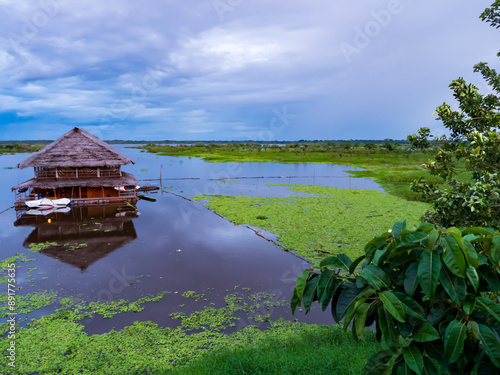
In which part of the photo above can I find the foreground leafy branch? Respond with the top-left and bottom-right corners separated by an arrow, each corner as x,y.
292,220 -> 500,374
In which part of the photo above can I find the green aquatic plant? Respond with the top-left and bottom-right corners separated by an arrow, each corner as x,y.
28,242 -> 60,253
196,185 -> 429,260
0,289 -> 320,374
0,291 -> 56,318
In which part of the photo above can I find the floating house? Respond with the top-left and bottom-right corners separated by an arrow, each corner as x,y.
12,127 -> 138,207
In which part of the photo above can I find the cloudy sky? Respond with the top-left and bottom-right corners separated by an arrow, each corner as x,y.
0,0 -> 498,141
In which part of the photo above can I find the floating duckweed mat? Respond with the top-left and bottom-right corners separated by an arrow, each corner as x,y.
0,288 -> 383,374
194,184 -> 430,260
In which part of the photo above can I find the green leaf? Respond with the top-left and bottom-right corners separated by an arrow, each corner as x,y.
380,291 -> 406,323
302,276 -> 319,313
336,253 -> 352,268
393,292 -> 426,321
444,227 -> 462,237
392,220 -> 407,238
343,298 -> 367,332
360,265 -> 391,290
439,265 -> 467,304
466,266 -> 480,292
404,263 -> 419,296
294,270 -> 309,301
463,295 -> 477,315
462,227 -> 495,236
418,250 -> 441,297
335,283 -> 363,318
478,268 -> 500,293
444,320 -> 467,364
354,302 -> 371,340
316,269 -> 334,302
395,360 -> 412,375
403,344 -> 424,374
463,238 -> 479,269
424,341 -> 448,371
427,304 -> 453,327
426,229 -> 440,251
364,236 -> 389,261
411,322 -> 440,342
478,324 -> 500,368
378,306 -> 399,346
476,355 -> 498,375
491,235 -> 500,267
422,357 -> 439,375
417,222 -> 434,233
477,297 -> 500,322
441,235 -> 466,277
400,232 -> 428,246
320,279 -> 342,312
319,256 -> 348,271
372,249 -> 387,266
364,348 -> 395,375
349,255 -> 365,274
467,320 -> 480,342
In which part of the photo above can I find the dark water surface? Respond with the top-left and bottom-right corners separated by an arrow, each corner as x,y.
0,146 -> 382,334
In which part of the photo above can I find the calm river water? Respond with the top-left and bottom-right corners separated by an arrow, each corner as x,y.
0,145 -> 383,333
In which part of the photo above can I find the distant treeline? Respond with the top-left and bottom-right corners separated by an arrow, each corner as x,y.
0,139 -> 411,145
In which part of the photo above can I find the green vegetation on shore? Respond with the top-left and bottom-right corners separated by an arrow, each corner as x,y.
0,283 -> 383,374
194,184 -> 429,261
137,143 -> 467,201
0,143 -> 44,155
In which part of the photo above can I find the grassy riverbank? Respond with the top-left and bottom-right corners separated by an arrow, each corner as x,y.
0,143 -> 44,155
194,184 -> 430,261
0,281 -> 383,374
136,143 -> 464,201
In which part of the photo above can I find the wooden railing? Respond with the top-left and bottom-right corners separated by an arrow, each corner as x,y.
34,167 -> 122,179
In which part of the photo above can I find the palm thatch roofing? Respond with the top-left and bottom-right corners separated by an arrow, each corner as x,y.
11,172 -> 137,191
18,127 -> 135,169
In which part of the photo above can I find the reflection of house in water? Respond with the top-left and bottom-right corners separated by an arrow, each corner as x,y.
14,205 -> 139,271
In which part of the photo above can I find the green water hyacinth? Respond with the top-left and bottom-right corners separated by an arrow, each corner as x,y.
292,220 -> 500,374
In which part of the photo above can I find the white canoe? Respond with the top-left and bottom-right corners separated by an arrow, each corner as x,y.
114,185 -> 140,191
27,206 -> 71,215
25,198 -> 72,208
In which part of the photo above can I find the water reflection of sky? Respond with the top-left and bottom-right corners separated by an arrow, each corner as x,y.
0,146 -> 384,333
120,145 -> 383,198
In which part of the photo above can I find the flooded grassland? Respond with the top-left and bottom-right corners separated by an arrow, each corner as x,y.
0,145 -> 428,373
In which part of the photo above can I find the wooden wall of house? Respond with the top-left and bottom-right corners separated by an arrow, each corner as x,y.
87,187 -> 119,198
34,187 -> 120,199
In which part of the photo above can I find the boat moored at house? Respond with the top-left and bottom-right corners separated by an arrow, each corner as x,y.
12,127 -> 139,208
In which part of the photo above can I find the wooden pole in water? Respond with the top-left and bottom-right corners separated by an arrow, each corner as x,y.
160,163 -> 163,184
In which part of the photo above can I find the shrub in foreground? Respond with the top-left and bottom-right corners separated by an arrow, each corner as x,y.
292,220 -> 500,374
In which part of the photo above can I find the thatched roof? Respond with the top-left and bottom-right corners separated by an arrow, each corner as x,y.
18,127 -> 135,169
11,172 -> 137,191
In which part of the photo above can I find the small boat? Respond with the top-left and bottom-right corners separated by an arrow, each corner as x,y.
138,193 -> 156,202
137,185 -> 160,192
27,206 -> 71,215
114,185 -> 140,191
25,198 -> 72,208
